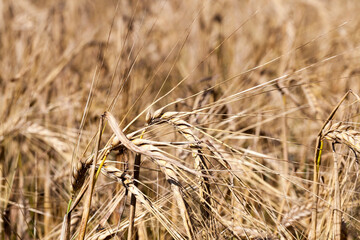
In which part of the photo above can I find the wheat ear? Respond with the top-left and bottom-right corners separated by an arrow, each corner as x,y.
148,109 -> 213,225
105,111 -> 195,239
322,121 -> 360,154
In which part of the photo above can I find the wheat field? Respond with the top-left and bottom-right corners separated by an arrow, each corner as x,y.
1,0 -> 360,239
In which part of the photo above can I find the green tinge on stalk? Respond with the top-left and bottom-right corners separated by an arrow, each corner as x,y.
95,154 -> 108,180
316,140 -> 323,173
67,199 -> 72,214
95,123 -> 109,180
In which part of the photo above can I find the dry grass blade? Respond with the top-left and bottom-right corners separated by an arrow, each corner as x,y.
60,214 -> 71,240
78,116 -> 103,240
105,111 -> 194,239
100,165 -> 184,240
87,213 -> 147,240
332,143 -> 341,240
